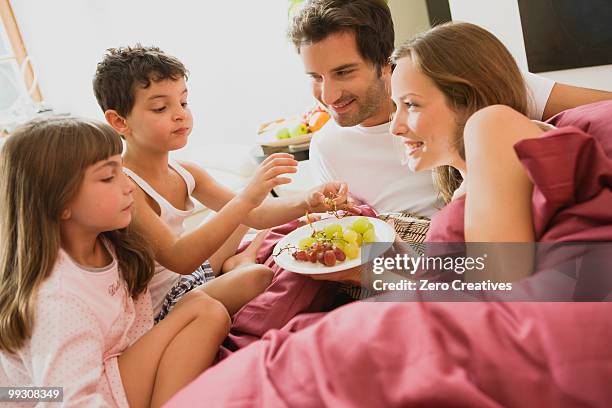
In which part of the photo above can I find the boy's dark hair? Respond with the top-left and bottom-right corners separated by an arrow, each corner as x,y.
287,0 -> 394,73
93,44 -> 188,117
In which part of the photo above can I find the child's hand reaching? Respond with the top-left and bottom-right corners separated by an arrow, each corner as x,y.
306,181 -> 362,215
239,153 -> 298,208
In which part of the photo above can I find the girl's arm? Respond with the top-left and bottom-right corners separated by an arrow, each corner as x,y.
30,292 -> 115,407
132,154 -> 297,274
463,105 -> 544,281
181,161 -> 353,230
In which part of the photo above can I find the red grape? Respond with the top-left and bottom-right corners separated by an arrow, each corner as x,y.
334,247 -> 346,261
323,250 -> 337,266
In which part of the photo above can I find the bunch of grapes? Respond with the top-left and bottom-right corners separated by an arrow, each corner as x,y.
291,217 -> 377,267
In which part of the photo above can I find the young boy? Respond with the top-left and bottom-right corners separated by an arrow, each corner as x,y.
93,45 -> 351,321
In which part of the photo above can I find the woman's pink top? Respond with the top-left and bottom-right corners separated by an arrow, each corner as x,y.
0,246 -> 153,407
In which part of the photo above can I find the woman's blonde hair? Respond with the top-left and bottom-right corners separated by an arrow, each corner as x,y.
391,22 -> 529,204
0,116 -> 154,354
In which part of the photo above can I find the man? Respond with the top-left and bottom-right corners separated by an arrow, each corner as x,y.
288,0 -> 612,217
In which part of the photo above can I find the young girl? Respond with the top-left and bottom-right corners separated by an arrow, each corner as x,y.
93,45 -> 354,321
0,117 -> 231,407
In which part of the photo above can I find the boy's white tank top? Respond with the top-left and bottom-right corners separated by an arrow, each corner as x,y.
123,160 -> 196,315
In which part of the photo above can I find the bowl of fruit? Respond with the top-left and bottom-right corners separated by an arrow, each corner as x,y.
258,105 -> 331,147
273,216 -> 396,274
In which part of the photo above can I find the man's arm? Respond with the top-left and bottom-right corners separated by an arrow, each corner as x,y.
543,82 -> 612,120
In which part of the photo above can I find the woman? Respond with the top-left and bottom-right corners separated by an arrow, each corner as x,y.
388,22 -> 612,286
390,22 -> 543,243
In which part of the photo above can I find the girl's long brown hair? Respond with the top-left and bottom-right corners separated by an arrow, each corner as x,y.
0,116 -> 154,354
391,22 -> 529,204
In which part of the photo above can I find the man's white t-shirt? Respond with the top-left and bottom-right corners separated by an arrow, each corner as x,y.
309,72 -> 555,217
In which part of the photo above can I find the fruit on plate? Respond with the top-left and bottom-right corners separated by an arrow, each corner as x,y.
298,236 -> 316,250
351,217 -> 374,234
363,228 -> 377,243
308,111 -> 330,132
275,127 -> 291,140
324,223 -> 342,239
258,104 -> 331,141
291,217 -> 378,267
291,123 -> 310,137
343,229 -> 362,246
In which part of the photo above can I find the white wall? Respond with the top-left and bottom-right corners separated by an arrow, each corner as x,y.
12,0 -> 611,160
388,0 -> 430,47
448,0 -> 612,91
10,0 -> 316,159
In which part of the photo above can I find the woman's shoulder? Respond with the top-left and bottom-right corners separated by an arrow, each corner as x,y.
464,105 -> 543,154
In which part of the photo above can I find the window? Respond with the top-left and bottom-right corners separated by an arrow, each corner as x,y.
0,0 -> 42,135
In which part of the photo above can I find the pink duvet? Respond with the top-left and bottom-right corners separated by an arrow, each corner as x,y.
169,301 -> 612,407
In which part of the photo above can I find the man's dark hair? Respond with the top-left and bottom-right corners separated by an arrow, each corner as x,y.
93,44 -> 188,117
288,0 -> 394,73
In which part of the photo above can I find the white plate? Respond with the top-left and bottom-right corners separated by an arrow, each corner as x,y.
273,216 -> 395,274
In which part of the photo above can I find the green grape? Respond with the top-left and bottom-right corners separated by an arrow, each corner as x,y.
362,228 -> 377,243
343,229 -> 359,244
324,223 -> 343,239
298,237 -> 316,250
344,243 -> 360,259
275,127 -> 291,140
334,241 -> 346,252
351,217 -> 373,234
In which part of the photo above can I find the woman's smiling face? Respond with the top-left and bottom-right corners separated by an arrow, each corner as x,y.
389,56 -> 464,173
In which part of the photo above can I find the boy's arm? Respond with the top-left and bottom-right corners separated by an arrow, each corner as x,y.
245,181 -> 356,227
182,161 -> 352,230
178,161 -> 238,213
543,82 -> 612,120
132,154 -> 296,274
131,184 -> 255,274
